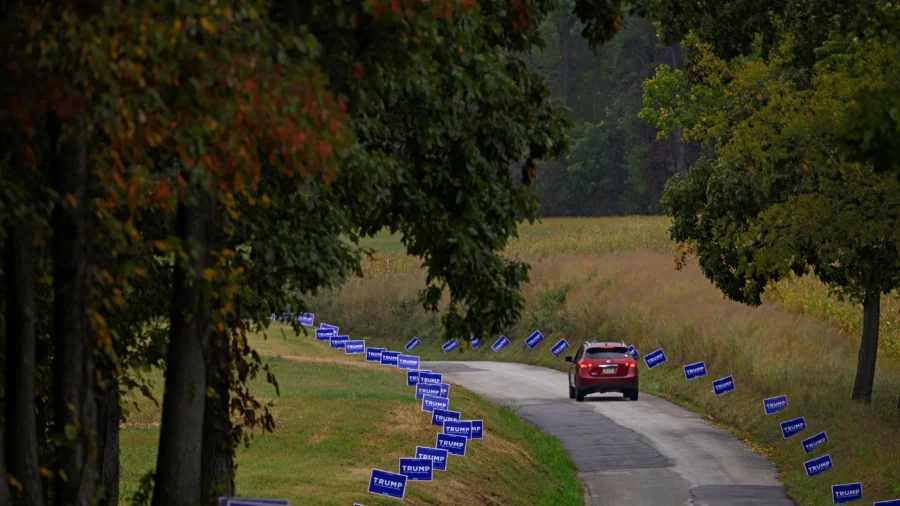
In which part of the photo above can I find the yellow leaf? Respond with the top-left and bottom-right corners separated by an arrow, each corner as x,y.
202,268 -> 216,281
200,17 -> 216,34
40,467 -> 52,478
154,240 -> 169,252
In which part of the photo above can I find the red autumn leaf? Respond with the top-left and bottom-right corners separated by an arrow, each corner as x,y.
244,79 -> 257,90
156,179 -> 170,199
317,141 -> 332,158
25,146 -> 37,167
127,184 -> 137,208
56,96 -> 84,119
391,0 -> 401,13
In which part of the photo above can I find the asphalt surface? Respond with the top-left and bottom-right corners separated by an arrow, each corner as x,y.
426,361 -> 795,506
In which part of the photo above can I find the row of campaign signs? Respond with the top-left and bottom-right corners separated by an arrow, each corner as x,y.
643,347 -> 896,505
314,319 -> 485,503
240,313 -> 899,505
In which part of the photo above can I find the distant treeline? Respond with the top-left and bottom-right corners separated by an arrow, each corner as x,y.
529,14 -> 697,217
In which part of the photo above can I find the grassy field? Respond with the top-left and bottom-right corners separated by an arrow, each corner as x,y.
118,326 -> 582,505
310,216 -> 900,505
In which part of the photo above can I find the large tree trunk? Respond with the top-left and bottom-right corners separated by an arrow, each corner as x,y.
0,440 -> 12,506
852,288 -> 880,403
51,135 -> 97,506
4,218 -> 45,506
200,330 -> 235,506
151,192 -> 215,506
95,379 -> 120,506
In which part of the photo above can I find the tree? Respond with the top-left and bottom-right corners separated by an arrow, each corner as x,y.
640,0 -> 866,70
643,10 -> 900,404
531,14 -> 692,216
1,0 -> 636,504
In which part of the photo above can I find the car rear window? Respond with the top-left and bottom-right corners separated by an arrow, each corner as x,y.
585,346 -> 629,359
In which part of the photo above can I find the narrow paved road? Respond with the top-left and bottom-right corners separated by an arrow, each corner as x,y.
426,361 -> 795,506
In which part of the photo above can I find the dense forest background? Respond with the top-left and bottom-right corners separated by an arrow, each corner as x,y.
529,13 -> 697,216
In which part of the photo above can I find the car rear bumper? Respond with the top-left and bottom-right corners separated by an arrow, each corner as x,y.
575,374 -> 638,393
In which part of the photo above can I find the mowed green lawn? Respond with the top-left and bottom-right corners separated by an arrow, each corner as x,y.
118,325 -> 582,505
316,216 -> 900,505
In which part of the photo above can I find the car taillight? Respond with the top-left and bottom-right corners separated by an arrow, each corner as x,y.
628,361 -> 637,368
578,362 -> 591,369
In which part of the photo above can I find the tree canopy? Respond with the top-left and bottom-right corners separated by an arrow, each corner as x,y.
0,1 -> 632,505
642,1 -> 900,404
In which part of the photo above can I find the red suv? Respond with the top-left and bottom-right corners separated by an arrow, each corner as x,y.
566,341 -> 638,401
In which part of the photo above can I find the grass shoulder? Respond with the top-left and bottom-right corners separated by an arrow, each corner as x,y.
118,325 -> 582,505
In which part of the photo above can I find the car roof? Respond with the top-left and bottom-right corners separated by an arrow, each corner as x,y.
582,340 -> 627,348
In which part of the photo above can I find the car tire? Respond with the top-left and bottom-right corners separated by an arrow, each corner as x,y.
626,388 -> 639,401
575,388 -> 585,402
568,384 -> 575,399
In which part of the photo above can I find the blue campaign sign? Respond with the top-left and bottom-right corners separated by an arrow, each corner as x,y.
418,372 -> 443,385
269,314 -> 277,321
712,375 -> 735,396
644,348 -> 667,369
628,345 -> 639,358
366,347 -> 384,362
470,420 -> 483,439
344,340 -> 365,354
874,500 -> 900,505
804,454 -> 833,477
405,337 -> 421,351
443,420 -> 472,439
525,330 -> 544,349
780,416 -> 806,439
438,383 -> 450,398
399,457 -> 433,482
550,339 -> 570,357
367,468 -> 407,500
315,328 -> 336,340
436,433 -> 467,456
431,408 -> 461,427
421,394 -> 449,413
491,336 -> 510,352
763,395 -> 788,415
802,431 -> 828,453
329,335 -> 349,349
442,339 -> 459,353
319,323 -> 338,331
415,446 -> 448,472
296,313 -> 315,326
470,337 -> 481,349
281,313 -> 290,322
407,371 -> 421,387
380,351 -> 400,366
397,354 -> 420,370
683,361 -> 707,380
416,383 -> 441,400
220,499 -> 290,506
832,483 -> 862,504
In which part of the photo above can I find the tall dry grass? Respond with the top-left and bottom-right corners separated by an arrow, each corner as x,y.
310,245 -> 900,504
